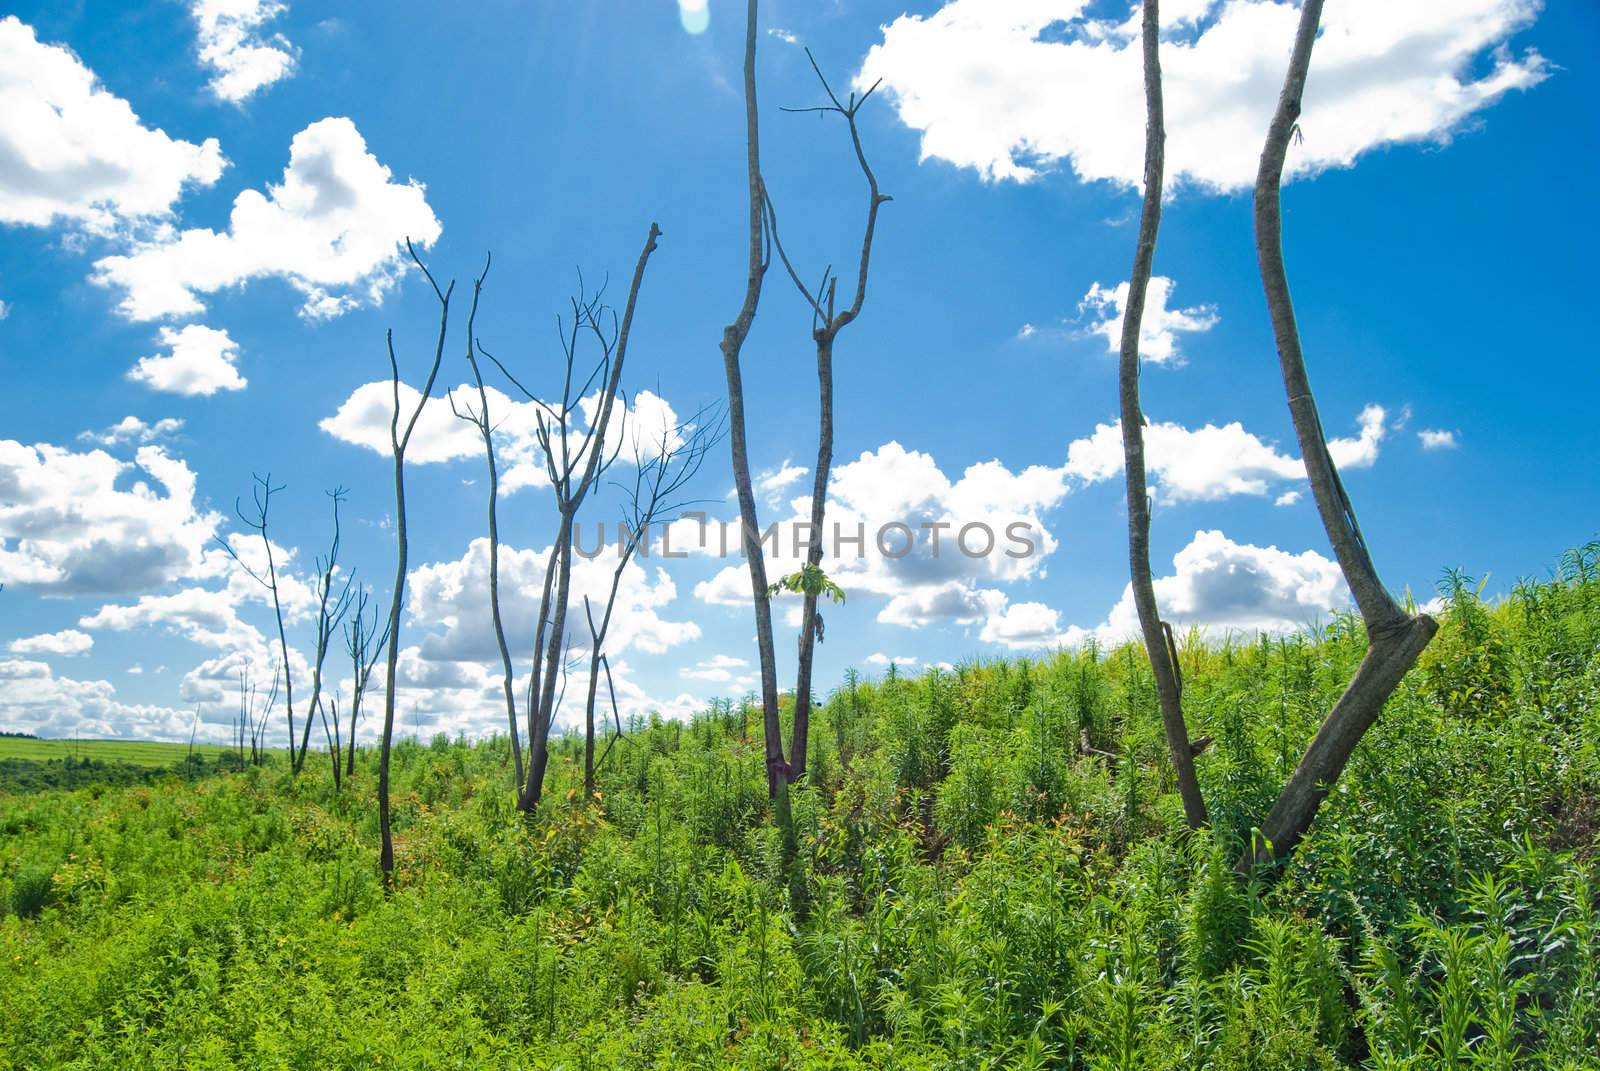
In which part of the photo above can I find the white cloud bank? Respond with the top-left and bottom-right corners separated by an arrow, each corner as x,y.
0,657 -> 196,739
191,0 -> 297,104
93,116 -> 441,321
859,0 -> 1548,189
0,16 -> 226,230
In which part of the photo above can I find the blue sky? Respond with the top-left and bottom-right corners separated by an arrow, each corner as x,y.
1,0 -> 1594,742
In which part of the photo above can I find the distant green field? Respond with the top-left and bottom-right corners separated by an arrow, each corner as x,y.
0,737 -> 234,767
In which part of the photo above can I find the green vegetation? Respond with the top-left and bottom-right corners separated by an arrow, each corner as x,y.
1,551 -> 1597,1069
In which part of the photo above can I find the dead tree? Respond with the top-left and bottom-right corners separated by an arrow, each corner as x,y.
295,487 -> 355,774
251,664 -> 275,764
718,0 -> 785,797
589,652 -> 628,778
235,661 -> 277,769
447,254 -> 526,789
320,693 -> 344,791
766,49 -> 890,785
219,474 -> 298,768
342,583 -> 390,777
234,666 -> 253,772
1114,0 -> 1208,830
481,224 -> 662,813
581,403 -> 724,795
378,240 -> 455,886
1243,0 -> 1437,868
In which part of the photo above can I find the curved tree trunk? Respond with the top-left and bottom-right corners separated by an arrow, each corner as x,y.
378,442 -> 408,883
1243,0 -> 1437,869
718,0 -> 786,797
789,334 -> 833,784
520,513 -> 570,812
771,56 -> 889,788
520,222 -> 659,814
1117,0 -> 1208,830
461,264 -> 525,790
378,251 -> 453,887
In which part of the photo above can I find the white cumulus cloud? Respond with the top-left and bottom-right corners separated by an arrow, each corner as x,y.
0,16 -> 226,230
682,653 -> 751,683
1080,276 -> 1218,365
191,0 -> 298,104
92,116 -> 441,321
1327,403 -> 1388,469
1065,405 -> 1388,503
694,441 -> 1070,630
8,628 -> 94,656
1097,528 -> 1347,641
127,324 -> 247,395
980,528 -> 1349,651
78,415 -> 185,447
406,536 -> 701,670
0,440 -> 221,596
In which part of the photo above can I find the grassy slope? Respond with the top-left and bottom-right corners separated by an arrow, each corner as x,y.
0,738 -> 233,766
0,553 -> 1597,1069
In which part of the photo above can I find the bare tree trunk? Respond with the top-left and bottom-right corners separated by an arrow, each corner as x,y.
520,532 -> 562,808
523,512 -> 573,811
379,244 -> 453,887
343,584 -> 388,780
1243,0 -> 1436,868
346,712 -> 358,776
296,489 -> 353,774
582,581 -> 624,798
452,257 -> 524,789
583,594 -> 607,795
514,224 -> 661,814
321,695 -> 342,792
718,0 -> 784,797
377,433 -> 408,883
481,395 -> 524,791
770,51 -> 889,786
581,408 -> 722,796
1116,0 -> 1208,831
785,328 -> 839,783
263,528 -> 295,769
220,475 -> 297,769
789,332 -> 832,784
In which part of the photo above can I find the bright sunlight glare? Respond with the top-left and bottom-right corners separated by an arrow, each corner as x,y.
678,0 -> 709,35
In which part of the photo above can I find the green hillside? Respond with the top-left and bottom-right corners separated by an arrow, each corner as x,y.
0,737 -> 233,766
1,557 -> 1597,1069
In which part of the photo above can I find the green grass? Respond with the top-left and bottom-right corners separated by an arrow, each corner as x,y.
0,737 -> 234,767
0,547 -> 1597,1069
